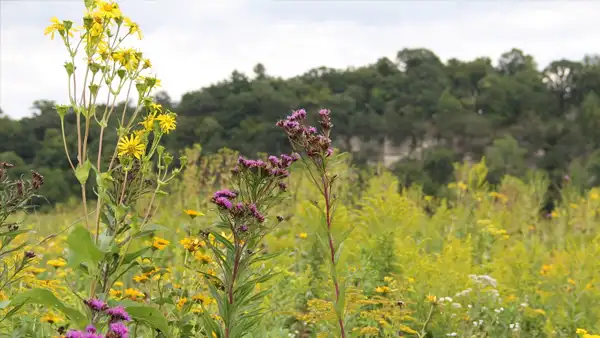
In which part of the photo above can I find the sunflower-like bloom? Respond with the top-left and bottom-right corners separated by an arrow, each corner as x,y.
44,17 -> 65,40
117,134 -> 145,159
157,112 -> 176,134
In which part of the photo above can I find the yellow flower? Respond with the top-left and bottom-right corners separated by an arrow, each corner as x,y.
180,237 -> 204,252
94,0 -> 122,19
192,294 -> 212,304
156,113 -> 177,134
47,259 -> 67,268
133,274 -> 148,283
194,252 -> 213,264
109,288 -> 122,299
90,20 -> 103,38
426,295 -> 437,304
399,325 -> 418,334
44,17 -> 65,40
298,232 -> 308,239
184,209 -> 204,219
143,58 -> 152,69
591,192 -> 599,200
577,328 -> 588,335
111,48 -> 140,72
123,16 -> 142,39
358,327 -> 379,336
568,278 -> 576,286
41,311 -> 63,324
177,297 -> 188,310
124,288 -> 144,300
457,181 -> 467,191
374,286 -> 390,294
383,276 -> 394,283
152,237 -> 170,250
117,134 -> 145,159
139,112 -> 157,132
113,281 -> 123,288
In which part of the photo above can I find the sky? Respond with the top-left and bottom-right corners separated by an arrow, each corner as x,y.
0,0 -> 599,119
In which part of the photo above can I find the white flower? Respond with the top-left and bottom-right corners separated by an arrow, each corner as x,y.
468,304 -> 473,309
452,303 -> 462,309
455,288 -> 472,297
447,333 -> 457,337
520,303 -> 528,308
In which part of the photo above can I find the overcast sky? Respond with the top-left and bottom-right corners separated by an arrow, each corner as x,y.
0,0 -> 598,119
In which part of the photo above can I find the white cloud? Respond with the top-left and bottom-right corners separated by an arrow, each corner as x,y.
1,0 -> 598,118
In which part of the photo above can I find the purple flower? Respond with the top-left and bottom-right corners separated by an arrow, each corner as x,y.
326,148 -> 334,157
289,109 -> 307,121
268,155 -> 280,166
278,182 -> 287,191
318,109 -> 330,117
214,196 -> 233,209
214,189 -> 237,199
66,330 -> 85,338
248,204 -> 265,223
106,306 -> 131,321
86,325 -> 97,333
86,298 -> 106,312
238,224 -> 249,232
109,322 -> 129,338
307,126 -> 317,134
563,175 -> 570,182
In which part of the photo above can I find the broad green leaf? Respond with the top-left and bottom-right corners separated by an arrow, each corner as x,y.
75,159 -> 92,185
126,305 -> 169,334
66,225 -> 106,268
9,289 -> 86,328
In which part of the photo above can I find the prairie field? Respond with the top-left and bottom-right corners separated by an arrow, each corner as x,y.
2,149 -> 599,337
2,1 -> 600,337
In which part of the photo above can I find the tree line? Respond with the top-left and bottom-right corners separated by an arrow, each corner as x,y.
2,48 -> 600,207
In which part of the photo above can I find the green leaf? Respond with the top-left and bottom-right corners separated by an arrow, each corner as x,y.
9,289 -> 87,328
126,305 -> 169,334
75,159 -> 92,185
66,225 -> 106,268
123,247 -> 151,265
334,281 -> 347,321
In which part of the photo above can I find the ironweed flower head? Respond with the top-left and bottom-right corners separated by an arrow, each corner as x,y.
213,196 -> 233,209
105,306 -> 131,322
107,322 -> 129,338
85,298 -> 107,312
276,108 -> 334,159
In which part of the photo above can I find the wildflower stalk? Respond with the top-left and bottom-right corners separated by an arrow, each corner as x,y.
195,154 -> 295,337
277,108 -> 347,337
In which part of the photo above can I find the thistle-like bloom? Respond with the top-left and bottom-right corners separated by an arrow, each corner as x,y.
117,134 -> 145,159
86,298 -> 107,312
108,322 -> 129,338
105,306 -> 131,322
214,196 -> 233,209
214,189 -> 237,199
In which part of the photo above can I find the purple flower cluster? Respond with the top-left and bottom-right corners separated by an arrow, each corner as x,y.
66,326 -> 102,338
86,298 -> 108,312
276,108 -> 334,158
234,153 -> 298,178
66,301 -> 131,338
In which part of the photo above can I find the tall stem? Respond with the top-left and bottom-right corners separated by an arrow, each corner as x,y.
322,173 -> 346,338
